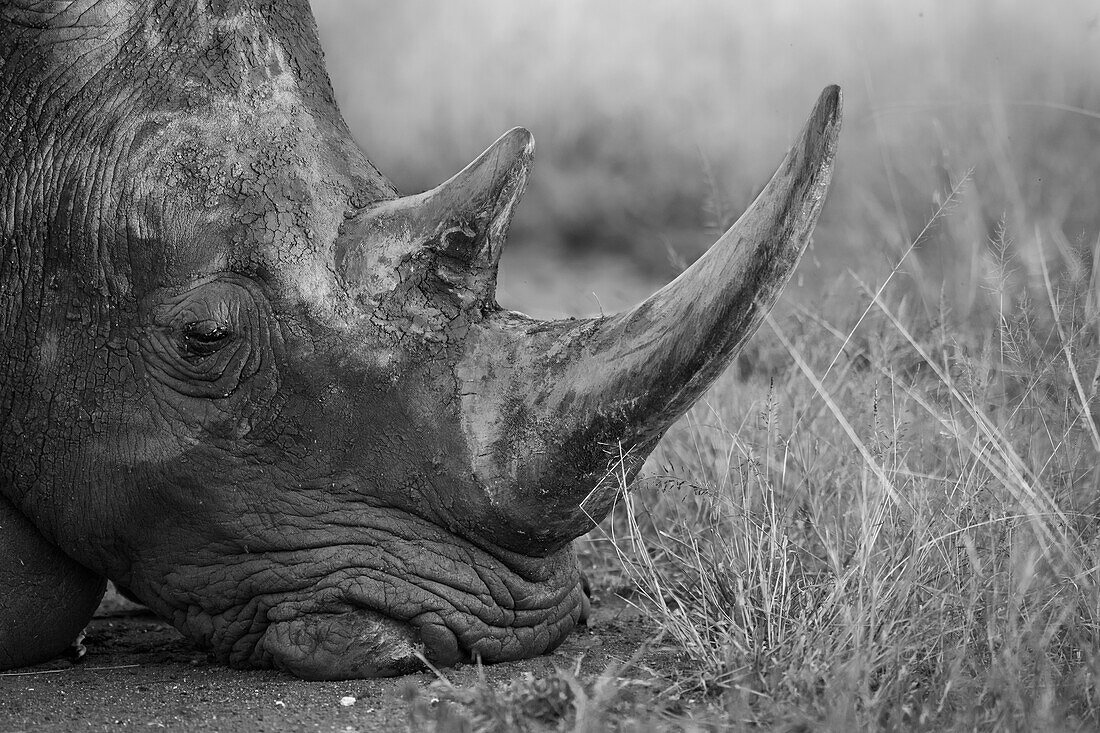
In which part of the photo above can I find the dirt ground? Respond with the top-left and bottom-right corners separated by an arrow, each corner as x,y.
0,584 -> 672,732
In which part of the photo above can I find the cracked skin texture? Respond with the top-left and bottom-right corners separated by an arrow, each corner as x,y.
0,0 -> 840,679
0,0 -> 585,679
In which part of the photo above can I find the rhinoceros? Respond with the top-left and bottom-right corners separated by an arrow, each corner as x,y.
0,0 -> 840,679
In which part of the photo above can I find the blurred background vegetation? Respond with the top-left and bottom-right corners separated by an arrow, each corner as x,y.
311,1 -> 1100,320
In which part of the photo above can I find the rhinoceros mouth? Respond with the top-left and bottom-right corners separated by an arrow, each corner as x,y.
260,590 -> 584,681
256,573 -> 585,680
260,608 -> 427,679
229,510 -> 588,679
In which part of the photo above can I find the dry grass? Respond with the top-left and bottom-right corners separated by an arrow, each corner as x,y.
595,216 -> 1100,730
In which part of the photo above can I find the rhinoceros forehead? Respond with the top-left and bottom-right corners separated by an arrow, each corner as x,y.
113,14 -> 374,286
4,1 -> 335,115
3,1 -> 396,302
123,100 -> 357,289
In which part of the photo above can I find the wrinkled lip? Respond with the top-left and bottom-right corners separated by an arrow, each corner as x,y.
341,519 -> 588,665
251,487 -> 589,676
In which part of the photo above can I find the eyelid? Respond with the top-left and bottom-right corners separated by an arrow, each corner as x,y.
180,320 -> 234,357
185,319 -> 232,338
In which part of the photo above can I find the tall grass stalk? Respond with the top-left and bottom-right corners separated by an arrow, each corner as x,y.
600,221 -> 1100,730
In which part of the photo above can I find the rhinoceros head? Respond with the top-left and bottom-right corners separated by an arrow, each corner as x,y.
0,1 -> 840,678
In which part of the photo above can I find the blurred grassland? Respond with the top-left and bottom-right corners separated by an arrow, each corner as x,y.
313,0 -> 1100,320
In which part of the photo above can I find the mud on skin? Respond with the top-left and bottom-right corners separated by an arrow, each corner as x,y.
0,0 -> 841,678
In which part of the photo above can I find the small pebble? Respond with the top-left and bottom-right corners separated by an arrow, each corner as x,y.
340,696 -> 357,707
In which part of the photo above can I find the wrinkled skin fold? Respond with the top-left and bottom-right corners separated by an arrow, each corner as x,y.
0,0 -> 841,679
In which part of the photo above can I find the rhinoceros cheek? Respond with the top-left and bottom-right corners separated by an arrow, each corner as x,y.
259,610 -> 427,680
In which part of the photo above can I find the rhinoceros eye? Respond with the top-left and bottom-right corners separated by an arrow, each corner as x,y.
181,319 -> 234,356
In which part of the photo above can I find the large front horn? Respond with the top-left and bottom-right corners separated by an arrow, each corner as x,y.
456,86 -> 842,553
